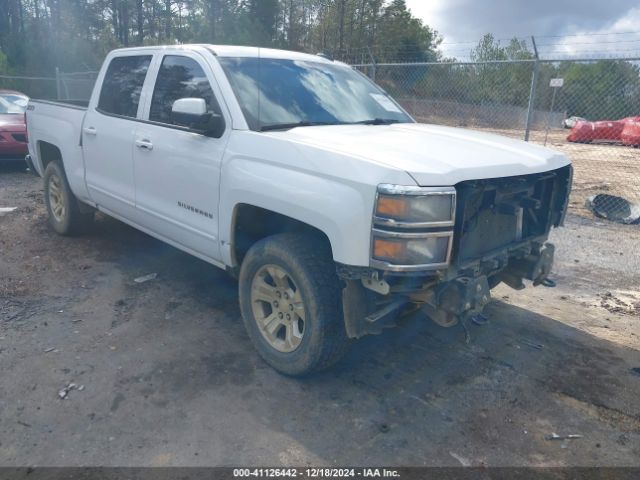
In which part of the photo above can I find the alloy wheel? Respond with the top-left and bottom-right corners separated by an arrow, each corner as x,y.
48,173 -> 66,222
250,264 -> 306,353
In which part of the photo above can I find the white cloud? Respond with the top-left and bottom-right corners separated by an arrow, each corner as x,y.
405,0 -> 449,32
406,0 -> 640,59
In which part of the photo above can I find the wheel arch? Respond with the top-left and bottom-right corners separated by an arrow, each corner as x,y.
230,203 -> 334,269
37,140 -> 63,173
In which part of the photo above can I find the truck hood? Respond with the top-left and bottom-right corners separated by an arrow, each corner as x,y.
268,123 -> 570,186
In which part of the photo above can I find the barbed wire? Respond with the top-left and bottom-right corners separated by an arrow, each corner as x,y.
437,30 -> 640,43
536,38 -> 640,46
290,31 -> 640,59
534,30 -> 640,38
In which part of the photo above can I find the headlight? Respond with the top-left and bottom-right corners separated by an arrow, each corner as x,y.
372,230 -> 451,267
371,184 -> 456,271
375,184 -> 456,227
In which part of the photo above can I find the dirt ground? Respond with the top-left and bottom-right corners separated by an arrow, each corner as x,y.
1,161 -> 639,467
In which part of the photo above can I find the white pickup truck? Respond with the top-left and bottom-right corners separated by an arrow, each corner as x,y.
25,45 -> 572,375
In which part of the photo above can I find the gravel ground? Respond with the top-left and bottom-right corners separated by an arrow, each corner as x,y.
1,161 -> 639,467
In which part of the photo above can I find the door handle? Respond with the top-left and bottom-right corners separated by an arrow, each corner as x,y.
135,139 -> 153,151
83,126 -> 97,136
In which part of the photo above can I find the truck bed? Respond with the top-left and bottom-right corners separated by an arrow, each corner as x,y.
30,99 -> 89,110
26,99 -> 89,200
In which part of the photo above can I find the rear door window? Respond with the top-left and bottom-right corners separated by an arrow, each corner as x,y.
98,55 -> 152,118
149,55 -> 221,125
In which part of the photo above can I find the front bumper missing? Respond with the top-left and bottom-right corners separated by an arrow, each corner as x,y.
495,243 -> 555,290
420,275 -> 491,327
341,241 -> 556,338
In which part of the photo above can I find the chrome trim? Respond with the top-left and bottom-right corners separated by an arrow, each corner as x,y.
370,229 -> 453,272
370,184 -> 458,272
372,229 -> 451,239
374,185 -> 456,228
377,184 -> 456,196
373,215 -> 454,229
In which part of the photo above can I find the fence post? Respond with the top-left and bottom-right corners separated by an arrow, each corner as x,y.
543,86 -> 558,146
524,36 -> 539,142
55,67 -> 62,100
366,46 -> 376,82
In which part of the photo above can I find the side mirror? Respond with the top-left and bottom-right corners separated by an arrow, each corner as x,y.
171,98 -> 225,137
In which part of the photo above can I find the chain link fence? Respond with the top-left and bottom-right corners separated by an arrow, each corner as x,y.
354,57 -> 640,223
0,69 -> 98,101
3,57 -> 639,222
0,73 -> 58,99
56,70 -> 99,101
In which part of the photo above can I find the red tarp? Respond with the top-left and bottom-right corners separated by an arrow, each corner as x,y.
567,116 -> 640,144
621,118 -> 640,146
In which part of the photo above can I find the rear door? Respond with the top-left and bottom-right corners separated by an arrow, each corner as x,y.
133,51 -> 230,263
83,54 -> 153,216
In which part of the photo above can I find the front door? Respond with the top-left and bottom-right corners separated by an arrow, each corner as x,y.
133,53 -> 229,263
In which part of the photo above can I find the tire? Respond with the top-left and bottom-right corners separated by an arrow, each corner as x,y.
43,161 -> 94,235
239,233 -> 350,376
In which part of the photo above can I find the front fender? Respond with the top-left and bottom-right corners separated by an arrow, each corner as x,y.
219,156 -> 376,267
218,131 -> 416,268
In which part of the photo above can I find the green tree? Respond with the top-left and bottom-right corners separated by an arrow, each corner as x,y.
0,0 -> 441,87
375,0 -> 440,62
556,60 -> 640,119
246,0 -> 279,45
467,34 -> 535,107
0,49 -> 11,75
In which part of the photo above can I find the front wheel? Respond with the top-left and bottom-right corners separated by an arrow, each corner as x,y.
239,233 -> 350,376
43,161 -> 93,235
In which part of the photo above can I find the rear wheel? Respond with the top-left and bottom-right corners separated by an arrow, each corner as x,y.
239,233 -> 350,376
43,161 -> 93,235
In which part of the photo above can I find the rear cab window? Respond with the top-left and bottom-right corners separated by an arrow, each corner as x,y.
98,55 -> 152,118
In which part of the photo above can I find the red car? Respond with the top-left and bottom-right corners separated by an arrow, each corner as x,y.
0,89 -> 29,161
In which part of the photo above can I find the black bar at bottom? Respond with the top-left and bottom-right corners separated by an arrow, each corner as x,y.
0,467 -> 639,480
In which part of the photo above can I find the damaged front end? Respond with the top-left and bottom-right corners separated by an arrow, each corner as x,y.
339,164 -> 572,338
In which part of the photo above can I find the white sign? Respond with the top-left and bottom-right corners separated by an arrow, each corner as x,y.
550,78 -> 564,88
370,93 -> 402,113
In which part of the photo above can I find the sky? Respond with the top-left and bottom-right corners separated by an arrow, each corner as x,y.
405,0 -> 640,59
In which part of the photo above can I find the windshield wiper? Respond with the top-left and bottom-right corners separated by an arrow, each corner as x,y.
259,118 -> 401,131
352,118 -> 401,125
260,121 -> 336,132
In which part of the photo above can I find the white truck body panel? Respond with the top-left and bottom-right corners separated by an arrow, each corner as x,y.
218,130 -> 414,267
273,123 -> 570,187
26,44 -> 571,271
26,102 -> 89,199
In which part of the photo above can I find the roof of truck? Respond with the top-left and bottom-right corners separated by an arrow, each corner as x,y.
111,44 -> 335,64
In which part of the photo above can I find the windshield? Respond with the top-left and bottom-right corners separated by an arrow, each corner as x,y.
217,57 -> 412,131
0,94 -> 28,114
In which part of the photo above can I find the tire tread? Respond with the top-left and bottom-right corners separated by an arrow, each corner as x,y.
239,233 -> 350,375
43,161 -> 93,236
